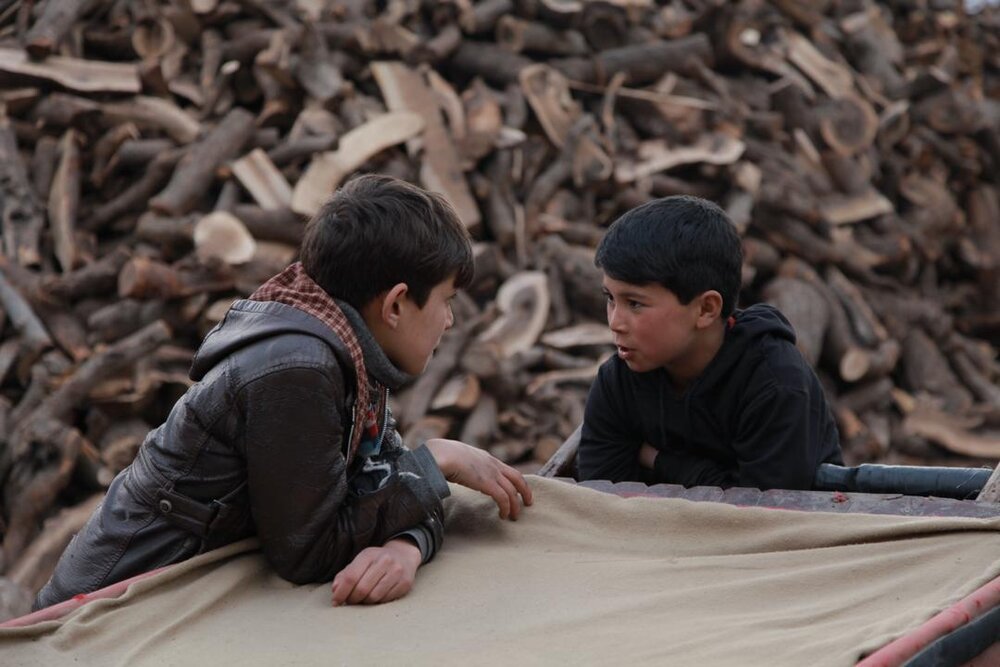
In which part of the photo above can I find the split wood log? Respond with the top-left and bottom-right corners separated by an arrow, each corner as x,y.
24,0 -> 96,60
101,96 -> 201,144
292,111 -> 424,216
231,148 -> 293,210
399,311 -> 482,429
431,374 -> 482,414
193,211 -> 257,265
476,271 -> 550,358
762,276 -> 828,367
150,108 -> 256,216
550,34 -> 713,85
615,133 -> 745,184
900,329 -> 973,413
2,321 -> 173,567
0,117 -> 45,267
48,129 -> 82,273
7,493 -> 102,594
902,407 -> 1000,460
372,62 -> 482,229
0,47 -> 141,93
87,148 -> 185,231
458,394 -> 498,449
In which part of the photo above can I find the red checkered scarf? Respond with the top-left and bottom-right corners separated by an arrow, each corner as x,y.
250,262 -> 369,464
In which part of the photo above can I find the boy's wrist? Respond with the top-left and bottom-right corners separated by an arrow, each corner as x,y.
423,438 -> 454,478
384,537 -> 422,570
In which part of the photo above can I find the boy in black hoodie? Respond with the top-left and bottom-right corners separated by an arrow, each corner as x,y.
578,196 -> 843,490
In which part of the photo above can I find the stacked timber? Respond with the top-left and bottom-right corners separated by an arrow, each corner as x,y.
0,0 -> 999,616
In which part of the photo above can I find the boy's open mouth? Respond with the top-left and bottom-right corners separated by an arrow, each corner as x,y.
616,345 -> 634,360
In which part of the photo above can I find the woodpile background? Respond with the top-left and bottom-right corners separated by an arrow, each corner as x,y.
0,0 -> 999,618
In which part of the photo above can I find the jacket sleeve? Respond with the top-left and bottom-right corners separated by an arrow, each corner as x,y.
578,361 -> 644,482
239,364 -> 447,584
378,420 -> 448,564
730,382 -> 824,491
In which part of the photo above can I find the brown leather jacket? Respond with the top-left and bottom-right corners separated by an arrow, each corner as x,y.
35,299 -> 449,609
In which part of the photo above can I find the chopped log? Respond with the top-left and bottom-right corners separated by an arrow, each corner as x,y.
431,374 -> 482,413
29,135 -> 59,201
784,31 -> 854,99
520,64 -> 582,149
8,493 -> 102,594
901,329 -> 973,412
292,111 -> 424,216
0,117 -> 44,267
460,0 -> 514,35
150,108 -> 256,216
372,62 -> 482,229
541,323 -> 614,349
43,245 -> 131,301
550,34 -> 713,85
400,311 -> 481,429
496,17 -> 588,56
819,189 -> 894,226
193,211 -> 257,265
0,47 -> 140,93
762,276 -> 828,367
615,133 -> 745,184
825,266 -> 888,347
458,394 -> 498,448
2,321 -> 172,566
25,0 -> 97,60
231,149 -> 293,210
0,259 -> 52,365
902,406 -> 1000,460
525,354 -> 607,396
86,148 -> 184,231
99,419 -> 150,474
117,255 -> 233,300
403,415 -> 452,446
477,272 -> 550,357
48,129 -> 82,273
101,96 -> 201,144
449,41 -> 533,87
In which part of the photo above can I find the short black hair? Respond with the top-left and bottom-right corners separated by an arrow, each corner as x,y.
595,196 -> 743,317
300,174 -> 474,309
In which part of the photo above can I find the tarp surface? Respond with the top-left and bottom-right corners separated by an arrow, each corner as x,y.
3,476 -> 999,666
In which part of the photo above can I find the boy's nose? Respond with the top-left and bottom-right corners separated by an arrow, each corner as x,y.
608,306 -> 626,332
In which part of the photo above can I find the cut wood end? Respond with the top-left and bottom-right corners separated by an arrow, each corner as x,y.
478,271 -> 551,356
194,212 -> 257,265
541,323 -> 614,349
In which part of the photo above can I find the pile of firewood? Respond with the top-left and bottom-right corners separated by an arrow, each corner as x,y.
0,0 -> 999,615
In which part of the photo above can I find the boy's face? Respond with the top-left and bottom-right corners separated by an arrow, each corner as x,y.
389,276 -> 457,375
602,274 -> 703,375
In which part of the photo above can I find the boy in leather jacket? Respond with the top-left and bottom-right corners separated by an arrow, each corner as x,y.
578,196 -> 842,490
36,175 -> 532,610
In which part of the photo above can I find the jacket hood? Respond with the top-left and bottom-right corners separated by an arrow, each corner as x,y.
694,303 -> 796,392
189,299 -> 412,390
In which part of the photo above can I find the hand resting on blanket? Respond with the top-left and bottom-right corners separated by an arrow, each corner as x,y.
425,438 -> 534,520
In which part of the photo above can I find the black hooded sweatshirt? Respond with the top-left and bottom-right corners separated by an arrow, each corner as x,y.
578,304 -> 843,490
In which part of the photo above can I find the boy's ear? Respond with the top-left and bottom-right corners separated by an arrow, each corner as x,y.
695,290 -> 723,329
379,282 -> 410,329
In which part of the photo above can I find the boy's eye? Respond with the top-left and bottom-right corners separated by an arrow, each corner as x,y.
628,300 -> 643,310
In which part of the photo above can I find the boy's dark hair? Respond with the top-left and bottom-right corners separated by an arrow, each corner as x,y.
300,174 -> 474,309
595,196 -> 743,317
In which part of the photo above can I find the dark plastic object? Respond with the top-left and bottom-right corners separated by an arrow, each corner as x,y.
814,463 -> 992,500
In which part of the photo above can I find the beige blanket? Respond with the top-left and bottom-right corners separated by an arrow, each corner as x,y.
3,477 -> 999,666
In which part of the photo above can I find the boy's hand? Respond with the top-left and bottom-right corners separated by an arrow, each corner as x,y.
638,443 -> 658,469
424,438 -> 533,520
331,538 -> 421,606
